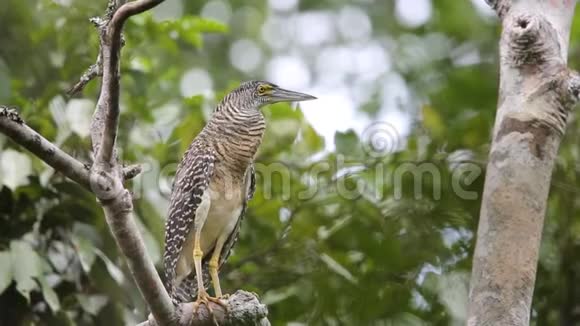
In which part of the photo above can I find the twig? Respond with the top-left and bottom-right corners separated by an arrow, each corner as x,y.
67,59 -> 102,96
0,106 -> 91,189
123,163 -> 143,180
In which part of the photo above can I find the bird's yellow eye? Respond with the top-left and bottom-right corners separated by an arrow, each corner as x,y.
257,85 -> 268,95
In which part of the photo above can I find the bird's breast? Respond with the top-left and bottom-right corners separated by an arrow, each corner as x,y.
199,179 -> 244,254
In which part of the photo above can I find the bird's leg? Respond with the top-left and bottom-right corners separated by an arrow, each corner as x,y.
208,255 -> 222,298
208,238 -> 227,299
191,192 -> 214,311
192,234 -> 227,317
192,233 -> 213,313
192,237 -> 222,326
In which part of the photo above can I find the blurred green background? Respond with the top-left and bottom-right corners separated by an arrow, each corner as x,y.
0,0 -> 579,325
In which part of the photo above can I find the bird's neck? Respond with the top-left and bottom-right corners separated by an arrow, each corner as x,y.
206,105 -> 266,176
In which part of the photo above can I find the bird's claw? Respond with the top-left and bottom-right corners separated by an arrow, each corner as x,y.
207,295 -> 228,309
193,292 -> 228,325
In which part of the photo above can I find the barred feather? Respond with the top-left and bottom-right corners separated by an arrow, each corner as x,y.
163,146 -> 215,303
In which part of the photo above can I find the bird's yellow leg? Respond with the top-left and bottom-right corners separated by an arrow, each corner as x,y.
192,234 -> 207,300
192,233 -> 227,315
192,235 -> 221,326
209,240 -> 226,298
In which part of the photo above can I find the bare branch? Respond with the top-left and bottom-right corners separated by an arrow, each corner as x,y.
102,190 -> 176,325
123,163 -> 143,180
139,291 -> 269,326
0,106 -> 91,189
87,0 -> 176,325
67,57 -> 102,96
93,0 -> 165,164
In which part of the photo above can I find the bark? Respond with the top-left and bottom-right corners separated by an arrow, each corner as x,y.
0,107 -> 91,189
139,291 -> 270,326
0,0 -> 270,325
468,1 -> 580,325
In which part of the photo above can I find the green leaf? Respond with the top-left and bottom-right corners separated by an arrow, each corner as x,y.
261,285 -> 299,305
184,95 -> 204,108
0,251 -> 13,294
38,276 -> 60,312
76,294 -> 108,316
72,235 -> 97,273
160,16 -> 228,48
188,17 -> 228,33
136,216 -> 160,264
334,130 -> 362,157
320,253 -> 357,284
293,122 -> 325,156
422,105 -> 445,139
10,240 -> 42,301
94,249 -> 125,285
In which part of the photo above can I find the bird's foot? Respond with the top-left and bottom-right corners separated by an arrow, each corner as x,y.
207,295 -> 228,308
193,292 -> 228,325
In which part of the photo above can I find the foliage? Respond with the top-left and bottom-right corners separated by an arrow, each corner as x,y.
1,0 -> 580,325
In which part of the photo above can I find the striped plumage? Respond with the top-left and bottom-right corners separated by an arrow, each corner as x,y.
163,80 -> 315,306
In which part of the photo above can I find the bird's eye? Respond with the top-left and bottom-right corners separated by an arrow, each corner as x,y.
257,85 -> 267,95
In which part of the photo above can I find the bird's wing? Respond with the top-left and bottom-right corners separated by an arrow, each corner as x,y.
246,163 -> 257,201
163,147 -> 215,300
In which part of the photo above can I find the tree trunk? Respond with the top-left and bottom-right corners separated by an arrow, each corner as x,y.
467,1 -> 579,325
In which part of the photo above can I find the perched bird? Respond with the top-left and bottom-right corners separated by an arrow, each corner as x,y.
163,81 -> 316,309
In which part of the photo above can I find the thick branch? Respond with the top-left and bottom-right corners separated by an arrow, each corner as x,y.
102,191 -> 176,325
0,106 -> 91,189
140,291 -> 269,326
467,0 -> 578,325
88,0 -> 176,325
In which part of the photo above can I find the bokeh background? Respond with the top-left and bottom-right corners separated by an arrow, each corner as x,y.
1,0 -> 579,325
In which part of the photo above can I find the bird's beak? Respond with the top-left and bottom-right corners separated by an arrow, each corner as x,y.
271,87 -> 317,103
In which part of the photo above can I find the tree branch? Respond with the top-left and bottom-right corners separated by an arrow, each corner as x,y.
0,106 -> 91,189
68,59 -> 102,96
123,163 -> 143,180
139,291 -> 270,326
94,0 -> 164,165
87,0 -> 176,325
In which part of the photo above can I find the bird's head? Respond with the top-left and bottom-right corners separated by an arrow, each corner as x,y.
227,80 -> 316,109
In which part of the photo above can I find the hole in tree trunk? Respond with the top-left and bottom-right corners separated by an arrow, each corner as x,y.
517,18 -> 529,29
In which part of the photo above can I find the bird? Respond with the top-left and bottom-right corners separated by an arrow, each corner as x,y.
162,80 -> 316,311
